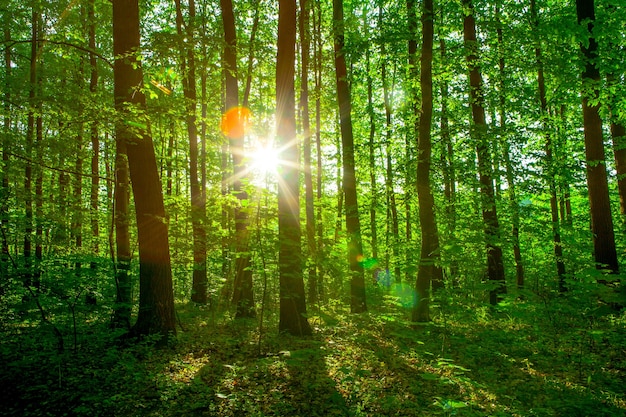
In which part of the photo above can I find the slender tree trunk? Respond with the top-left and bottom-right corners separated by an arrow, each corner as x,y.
1,18 -> 11,294
113,0 -> 176,338
111,138 -> 132,330
462,0 -> 506,304
575,0 -> 618,273
497,1 -> 524,289
364,7 -> 378,282
313,0 -> 324,300
220,0 -> 255,317
277,0 -> 312,335
175,0 -> 207,304
87,0 -> 99,305
531,0 -> 566,290
300,0 -> 317,306
242,0 -> 260,109
607,75 -> 626,216
411,0 -> 443,322
380,34 -> 400,283
333,0 -> 366,313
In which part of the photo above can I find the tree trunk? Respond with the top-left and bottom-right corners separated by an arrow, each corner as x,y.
277,0 -> 312,336
575,0 -> 618,273
462,0 -> 506,304
220,0 -> 255,318
113,0 -> 176,339
175,0 -> 208,304
531,0 -> 566,290
313,0 -> 324,301
333,0 -> 366,313
1,18 -> 11,295
411,0 -> 443,322
496,2 -> 524,290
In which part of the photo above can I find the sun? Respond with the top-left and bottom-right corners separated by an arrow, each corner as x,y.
249,141 -> 280,179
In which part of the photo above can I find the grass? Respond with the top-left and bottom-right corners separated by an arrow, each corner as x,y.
1,290 -> 625,417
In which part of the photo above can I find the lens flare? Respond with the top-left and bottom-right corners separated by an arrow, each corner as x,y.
220,106 -> 251,138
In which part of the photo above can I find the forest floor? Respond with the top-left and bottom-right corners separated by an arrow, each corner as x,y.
1,288 -> 625,417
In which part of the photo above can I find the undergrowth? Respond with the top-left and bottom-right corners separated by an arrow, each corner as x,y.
1,291 -> 625,417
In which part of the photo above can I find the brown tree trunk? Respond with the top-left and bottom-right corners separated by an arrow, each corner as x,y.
220,0 -> 255,317
113,0 -> 176,339
313,0 -> 324,300
496,2 -> 524,290
531,0 -> 566,290
575,0 -> 618,273
300,0 -> 317,306
333,0 -> 366,313
607,74 -> 626,216
1,18 -> 11,295
87,0 -> 99,305
462,0 -> 506,304
175,0 -> 208,304
410,0 -> 443,322
277,0 -> 312,335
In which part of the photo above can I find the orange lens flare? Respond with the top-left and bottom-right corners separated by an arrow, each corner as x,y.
220,107 -> 251,138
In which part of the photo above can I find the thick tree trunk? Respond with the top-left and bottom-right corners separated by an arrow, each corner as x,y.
575,0 -> 618,273
333,0 -> 366,313
277,0 -> 312,335
113,0 -> 176,339
220,0 -> 255,318
462,0 -> 506,304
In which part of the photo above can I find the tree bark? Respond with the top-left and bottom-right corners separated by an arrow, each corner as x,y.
333,0 -> 366,313
113,0 -> 176,339
277,0 -> 312,335
462,0 -> 506,304
575,0 -> 618,273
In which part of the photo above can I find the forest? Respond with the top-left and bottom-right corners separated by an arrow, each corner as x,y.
1,0 -> 625,415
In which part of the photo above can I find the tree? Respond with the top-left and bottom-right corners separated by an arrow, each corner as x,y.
221,0 -> 255,318
175,0 -> 208,304
575,0 -> 618,273
276,0 -> 312,336
462,0 -> 506,304
332,0 -> 366,313
112,0 -> 176,338
410,0 -> 443,322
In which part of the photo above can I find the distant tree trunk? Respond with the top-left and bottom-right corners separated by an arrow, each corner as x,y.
411,0 -> 443,322
175,0 -> 207,304
333,0 -> 366,313
607,77 -> 626,215
111,138 -> 132,330
24,7 -> 38,292
531,0 -> 566,290
496,2 -> 523,290
313,0 -> 324,300
1,18 -> 11,294
462,0 -> 506,304
439,34 -> 458,282
364,7 -> 378,282
113,0 -> 176,338
87,0 -> 99,305
300,0 -> 317,306
242,0 -> 260,109
575,0 -> 618,273
277,0 -> 312,336
220,0 -> 255,318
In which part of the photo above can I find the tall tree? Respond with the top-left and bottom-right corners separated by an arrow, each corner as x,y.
410,0 -> 443,322
175,0 -> 208,304
300,0 -> 317,306
462,0 -> 506,304
575,0 -> 618,273
1,15 -> 11,295
277,0 -> 312,335
332,0 -> 366,313
531,0 -> 566,290
112,0 -> 176,338
221,0 -> 255,318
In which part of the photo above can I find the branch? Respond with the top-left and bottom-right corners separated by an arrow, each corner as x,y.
2,39 -> 114,68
